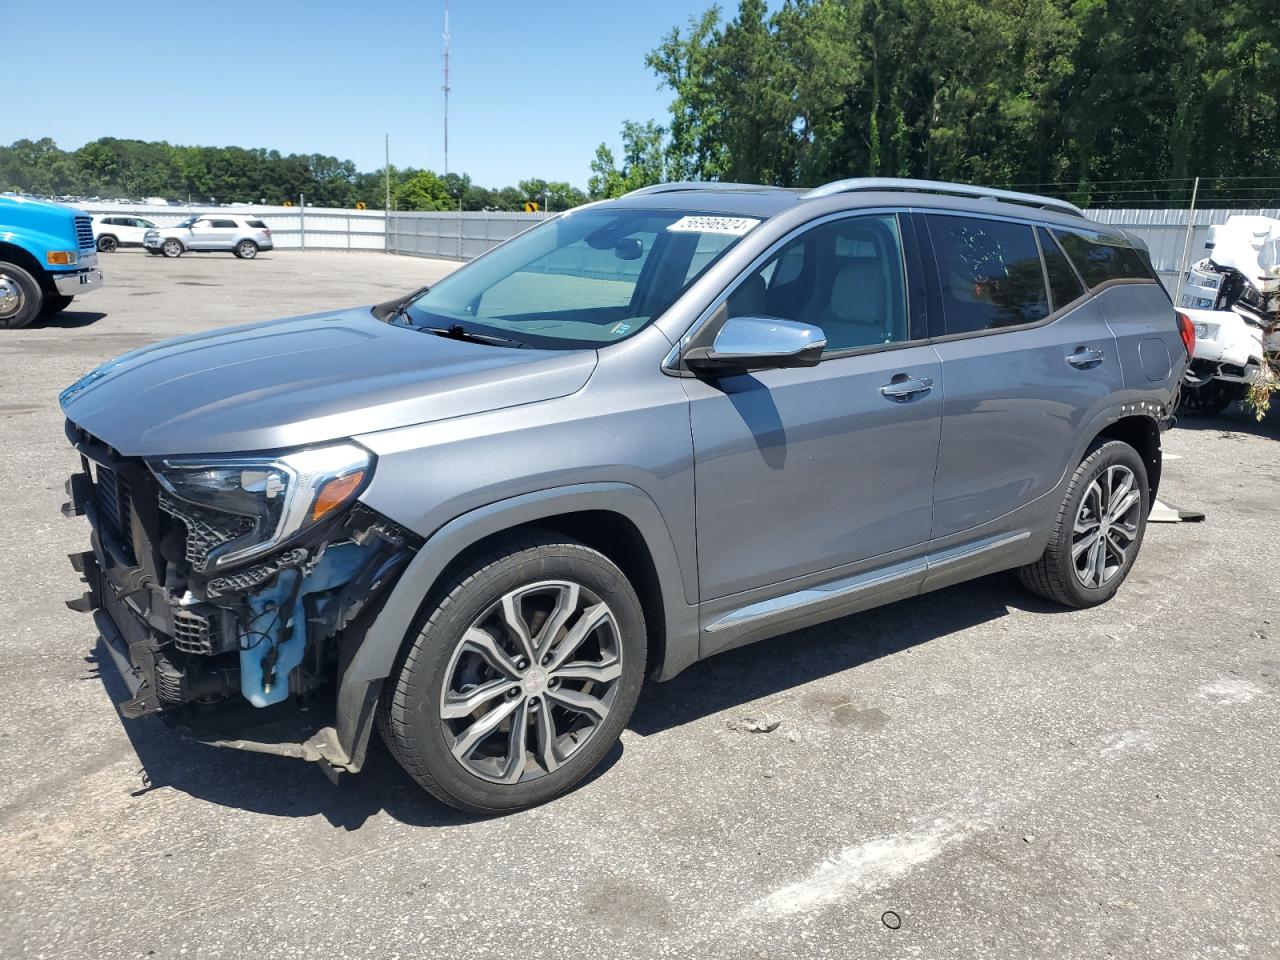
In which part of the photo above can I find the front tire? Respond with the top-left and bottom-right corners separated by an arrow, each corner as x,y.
1019,440 -> 1149,608
0,261 -> 42,329
161,239 -> 184,258
41,294 -> 73,316
97,235 -> 118,253
380,533 -> 647,814
234,239 -> 259,259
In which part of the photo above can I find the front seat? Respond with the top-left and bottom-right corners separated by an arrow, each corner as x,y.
819,261 -> 887,350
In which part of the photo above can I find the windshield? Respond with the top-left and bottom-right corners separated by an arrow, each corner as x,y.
176,216 -> 198,227
404,208 -> 759,348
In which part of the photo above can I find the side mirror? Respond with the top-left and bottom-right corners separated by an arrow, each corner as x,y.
683,316 -> 826,376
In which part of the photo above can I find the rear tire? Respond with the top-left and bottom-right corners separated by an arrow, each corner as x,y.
380,532 -> 647,814
97,235 -> 118,253
1018,440 -> 1149,608
234,239 -> 258,259
1180,379 -> 1241,417
161,239 -> 184,258
0,261 -> 42,329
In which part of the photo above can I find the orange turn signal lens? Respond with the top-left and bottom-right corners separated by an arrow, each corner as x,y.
46,250 -> 78,266
309,469 -> 365,522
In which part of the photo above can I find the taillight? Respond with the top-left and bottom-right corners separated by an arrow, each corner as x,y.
1176,311 -> 1195,358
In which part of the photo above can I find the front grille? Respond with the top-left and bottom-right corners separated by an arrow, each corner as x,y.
75,215 -> 95,250
172,608 -> 214,655
158,493 -> 255,573
94,464 -> 133,549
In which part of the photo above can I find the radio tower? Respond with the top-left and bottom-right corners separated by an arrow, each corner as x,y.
442,0 -> 451,176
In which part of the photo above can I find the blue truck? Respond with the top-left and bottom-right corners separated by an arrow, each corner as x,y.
0,195 -> 104,329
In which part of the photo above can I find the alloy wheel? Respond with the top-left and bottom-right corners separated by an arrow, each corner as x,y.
439,580 -> 623,785
1072,464 -> 1141,588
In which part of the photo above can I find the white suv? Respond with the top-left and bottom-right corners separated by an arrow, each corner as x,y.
92,215 -> 157,252
143,215 -> 274,259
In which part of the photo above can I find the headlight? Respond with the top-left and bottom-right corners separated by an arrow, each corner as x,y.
149,442 -> 372,569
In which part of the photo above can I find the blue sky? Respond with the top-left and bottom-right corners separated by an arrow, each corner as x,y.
6,0 -> 736,189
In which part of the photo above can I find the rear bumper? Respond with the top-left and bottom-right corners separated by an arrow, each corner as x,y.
52,267 -> 104,297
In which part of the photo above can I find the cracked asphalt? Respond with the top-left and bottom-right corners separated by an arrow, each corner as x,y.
2,250 -> 1277,959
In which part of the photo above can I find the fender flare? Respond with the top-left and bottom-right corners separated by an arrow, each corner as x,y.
344,481 -> 700,687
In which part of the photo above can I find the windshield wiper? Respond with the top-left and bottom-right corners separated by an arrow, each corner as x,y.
418,324 -> 528,349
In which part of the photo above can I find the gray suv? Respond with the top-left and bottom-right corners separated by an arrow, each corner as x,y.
60,179 -> 1190,813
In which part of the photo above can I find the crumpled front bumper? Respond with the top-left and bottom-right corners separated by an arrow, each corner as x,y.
62,449 -> 411,777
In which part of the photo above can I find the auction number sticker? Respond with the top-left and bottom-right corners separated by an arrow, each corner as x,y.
667,215 -> 760,236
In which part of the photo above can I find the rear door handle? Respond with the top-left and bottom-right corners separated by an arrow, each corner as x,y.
880,375 -> 934,401
1067,346 -> 1104,369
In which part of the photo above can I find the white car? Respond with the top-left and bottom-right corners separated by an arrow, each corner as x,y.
91,215 -> 158,252
143,214 -> 274,259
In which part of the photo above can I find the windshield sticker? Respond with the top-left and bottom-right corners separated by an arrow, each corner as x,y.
667,215 -> 760,236
610,321 -> 632,335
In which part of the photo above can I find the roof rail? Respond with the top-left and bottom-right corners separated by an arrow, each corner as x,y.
802,177 -> 1086,219
621,181 -> 785,198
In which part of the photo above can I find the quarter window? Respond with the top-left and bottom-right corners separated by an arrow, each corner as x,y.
927,215 -> 1049,333
1052,227 -> 1154,288
1038,227 -> 1085,310
725,214 -> 909,352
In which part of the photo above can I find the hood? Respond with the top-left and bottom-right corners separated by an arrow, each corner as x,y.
59,307 -> 598,456
0,195 -> 80,238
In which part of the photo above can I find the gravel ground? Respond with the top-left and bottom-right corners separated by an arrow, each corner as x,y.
1,250 -> 1277,960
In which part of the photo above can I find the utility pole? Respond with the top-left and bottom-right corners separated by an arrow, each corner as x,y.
442,0 -> 451,176
1175,176 -> 1201,305
384,133 -> 391,253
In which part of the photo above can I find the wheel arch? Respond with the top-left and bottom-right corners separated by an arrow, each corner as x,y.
0,242 -> 50,292
344,483 -> 699,692
1092,414 -> 1162,504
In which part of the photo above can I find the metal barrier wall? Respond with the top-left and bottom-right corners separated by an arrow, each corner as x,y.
1088,207 -> 1280,293
72,201 -> 1277,291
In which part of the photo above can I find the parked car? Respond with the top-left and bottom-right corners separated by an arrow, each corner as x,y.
92,215 -> 158,252
143,215 -> 272,259
60,178 -> 1188,813
0,194 -> 103,328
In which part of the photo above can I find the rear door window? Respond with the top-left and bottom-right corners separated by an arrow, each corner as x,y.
1038,227 -> 1085,310
1051,227 -> 1154,288
926,215 -> 1049,333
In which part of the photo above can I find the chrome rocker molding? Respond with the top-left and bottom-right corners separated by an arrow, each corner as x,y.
706,530 -> 1032,633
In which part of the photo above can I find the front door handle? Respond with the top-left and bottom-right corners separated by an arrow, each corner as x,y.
1067,346 -> 1105,369
880,375 -> 934,401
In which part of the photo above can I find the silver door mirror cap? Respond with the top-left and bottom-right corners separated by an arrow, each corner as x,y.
684,316 -> 827,375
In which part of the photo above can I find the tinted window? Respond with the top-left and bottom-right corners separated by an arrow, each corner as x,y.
928,215 -> 1049,333
1038,227 -> 1085,309
725,214 -> 908,352
210,219 -> 238,229
1052,227 -> 1153,288
246,219 -> 267,229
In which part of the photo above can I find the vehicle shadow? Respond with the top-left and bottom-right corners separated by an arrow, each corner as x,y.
28,310 -> 107,330
1172,405 -> 1280,440
87,638 -> 623,831
629,571 -> 1055,736
84,571 -> 1051,829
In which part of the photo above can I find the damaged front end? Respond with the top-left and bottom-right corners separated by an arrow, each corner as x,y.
62,422 -> 419,775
